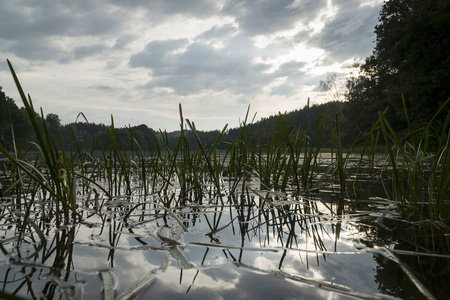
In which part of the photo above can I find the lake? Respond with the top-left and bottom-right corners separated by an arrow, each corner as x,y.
1,152 -> 447,300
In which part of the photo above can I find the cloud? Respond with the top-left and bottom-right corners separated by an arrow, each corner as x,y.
74,44 -> 108,59
0,0 -> 384,131
270,83 -> 296,96
274,61 -> 306,77
196,24 -> 237,41
0,0 -> 125,61
130,39 -> 189,70
88,85 -> 116,92
6,38 -> 67,61
130,34 -> 280,96
113,34 -> 136,49
308,0 -> 381,60
109,0 -> 222,19
221,0 -> 327,35
0,0 -> 120,40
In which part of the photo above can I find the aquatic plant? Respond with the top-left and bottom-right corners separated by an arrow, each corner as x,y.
376,96 -> 450,218
0,60 -> 449,299
0,60 -> 77,225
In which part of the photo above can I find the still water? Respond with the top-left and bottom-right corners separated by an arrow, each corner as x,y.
0,192 -> 438,299
0,153 -> 447,299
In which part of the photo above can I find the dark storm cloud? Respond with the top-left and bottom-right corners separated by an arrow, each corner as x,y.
221,0 -> 327,35
309,1 -> 381,60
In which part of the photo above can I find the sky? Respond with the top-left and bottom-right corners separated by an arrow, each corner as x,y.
0,0 -> 383,132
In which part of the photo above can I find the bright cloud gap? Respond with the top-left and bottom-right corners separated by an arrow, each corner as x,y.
0,0 -> 383,131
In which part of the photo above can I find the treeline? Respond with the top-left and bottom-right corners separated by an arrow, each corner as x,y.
0,90 -> 341,152
0,88 -> 445,154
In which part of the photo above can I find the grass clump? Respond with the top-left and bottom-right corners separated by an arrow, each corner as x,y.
1,60 -> 77,225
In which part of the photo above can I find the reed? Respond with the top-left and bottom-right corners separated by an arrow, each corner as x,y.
1,60 -> 77,224
1,60 -> 448,229
1,60 -> 449,300
376,96 -> 450,219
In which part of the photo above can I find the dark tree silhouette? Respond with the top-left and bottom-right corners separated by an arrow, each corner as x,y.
345,0 -> 450,134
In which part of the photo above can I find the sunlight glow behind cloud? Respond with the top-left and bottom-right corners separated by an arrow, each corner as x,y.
0,0 -> 383,131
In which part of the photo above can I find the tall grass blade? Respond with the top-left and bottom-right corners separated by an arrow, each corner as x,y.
185,118 -> 224,204
100,270 -> 114,300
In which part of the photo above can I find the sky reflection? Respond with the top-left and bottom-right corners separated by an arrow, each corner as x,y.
0,193 -> 409,299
